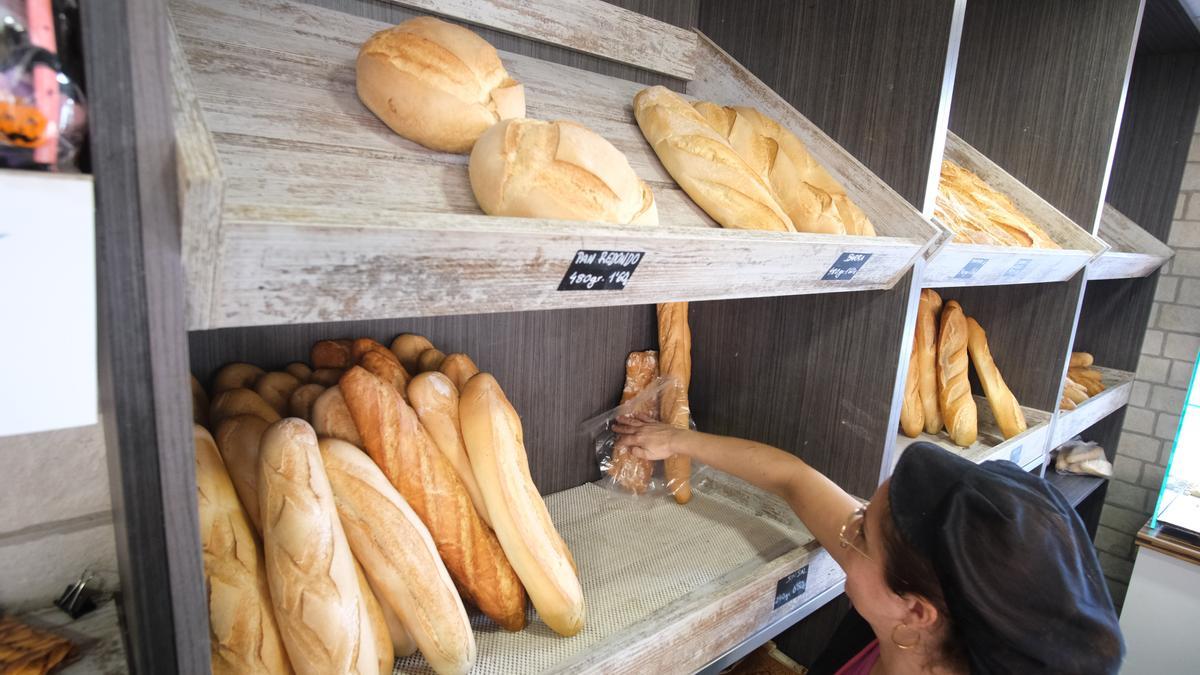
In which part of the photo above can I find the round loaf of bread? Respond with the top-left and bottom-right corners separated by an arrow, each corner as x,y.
469,118 -> 658,225
356,16 -> 525,153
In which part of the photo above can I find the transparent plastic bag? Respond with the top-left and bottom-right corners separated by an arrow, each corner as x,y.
1053,438 -> 1112,478
1,43 -> 87,170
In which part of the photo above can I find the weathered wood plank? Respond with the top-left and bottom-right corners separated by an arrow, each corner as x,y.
894,396 -> 1052,471
1050,366 -> 1135,446
1088,204 -> 1174,280
379,0 -> 699,80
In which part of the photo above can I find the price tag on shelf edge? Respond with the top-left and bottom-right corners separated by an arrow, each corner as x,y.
1003,258 -> 1033,279
1009,445 -> 1024,465
557,249 -> 644,291
953,257 -> 989,280
821,252 -> 872,281
773,565 -> 810,609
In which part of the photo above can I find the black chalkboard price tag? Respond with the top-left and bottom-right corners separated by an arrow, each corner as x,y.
954,257 -> 989,280
774,565 -> 810,609
557,249 -> 644,291
821,252 -> 872,281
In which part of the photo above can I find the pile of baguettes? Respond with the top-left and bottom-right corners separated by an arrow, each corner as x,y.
355,15 -> 874,235
1061,352 -> 1107,410
900,291 -> 1028,447
189,335 -> 583,675
934,160 -> 1061,248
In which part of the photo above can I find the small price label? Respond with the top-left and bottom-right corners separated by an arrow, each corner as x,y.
774,565 -> 810,609
821,252 -> 872,281
557,250 -> 643,291
1009,445 -> 1024,465
954,257 -> 989,280
1004,258 -> 1033,279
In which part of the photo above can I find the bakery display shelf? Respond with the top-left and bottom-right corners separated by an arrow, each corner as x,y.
921,132 -> 1108,287
1087,204 -> 1175,280
894,395 -> 1052,471
170,0 -> 939,330
1050,366 -> 1135,447
391,472 -> 842,674
1043,470 -> 1107,508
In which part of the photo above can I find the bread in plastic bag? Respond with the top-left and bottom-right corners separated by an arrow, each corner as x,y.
1053,438 -> 1112,478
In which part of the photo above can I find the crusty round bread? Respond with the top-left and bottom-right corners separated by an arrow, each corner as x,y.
356,16 -> 525,153
470,118 -> 657,225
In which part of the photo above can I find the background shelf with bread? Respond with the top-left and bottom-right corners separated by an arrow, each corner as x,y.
1051,353 -> 1136,447
920,132 -> 1108,287
1087,204 -> 1176,280
170,0 -> 939,331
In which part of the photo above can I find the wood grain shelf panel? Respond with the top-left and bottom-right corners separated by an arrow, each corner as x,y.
1051,366 -> 1135,446
170,0 -> 937,330
922,132 -> 1108,287
894,395 -> 1052,471
1044,471 -> 1108,508
1088,204 -> 1175,280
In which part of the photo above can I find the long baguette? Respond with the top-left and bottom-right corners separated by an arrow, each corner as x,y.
359,349 -> 411,398
937,301 -> 977,447
917,289 -> 943,434
609,350 -> 659,493
460,373 -> 585,637
213,414 -> 272,532
899,337 -> 924,438
966,317 -> 1027,439
321,438 -> 475,675
657,302 -> 693,504
407,371 -> 492,526
311,386 -> 363,447
354,560 -> 395,675
210,388 -> 281,429
340,366 -> 527,631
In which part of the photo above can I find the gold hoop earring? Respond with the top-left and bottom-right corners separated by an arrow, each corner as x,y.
891,623 -> 921,650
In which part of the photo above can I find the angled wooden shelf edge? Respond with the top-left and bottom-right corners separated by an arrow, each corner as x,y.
170,0 -> 937,330
1088,204 -> 1175,280
894,395 -> 1052,471
1043,471 -> 1108,508
1050,366 -> 1135,447
922,132 -> 1108,287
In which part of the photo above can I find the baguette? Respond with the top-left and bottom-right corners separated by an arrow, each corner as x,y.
609,350 -> 658,493
351,338 -> 400,366
193,425 -> 291,675
373,577 -> 419,658
917,289 -> 943,434
192,374 -> 209,427
213,414 -> 272,532
899,337 -> 923,438
936,160 -> 1061,248
312,339 -> 354,369
210,388 -> 281,429
321,438 -> 475,675
460,373 -> 585,637
255,372 -> 303,418
439,353 -> 480,392
1069,352 -> 1094,368
258,419 -> 377,675
289,383 -> 327,421
340,366 -> 527,631
418,348 -> 448,373
1060,395 -> 1076,411
285,362 -> 312,382
965,317 -> 1027,439
359,349 -> 411,398
937,301 -> 977,447
354,560 -> 395,675
408,371 -> 491,525
657,302 -> 693,504
1063,378 -> 1089,404
309,368 -> 346,387
391,334 -> 435,375
212,363 -> 265,395
311,386 -> 364,447
633,85 -> 793,232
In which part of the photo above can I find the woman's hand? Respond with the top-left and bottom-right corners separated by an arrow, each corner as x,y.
611,413 -> 684,461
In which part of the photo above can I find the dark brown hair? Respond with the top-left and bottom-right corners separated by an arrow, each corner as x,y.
880,508 -> 968,672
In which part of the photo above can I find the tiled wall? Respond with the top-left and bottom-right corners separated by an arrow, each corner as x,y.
0,421 -> 118,610
1095,124 -> 1200,607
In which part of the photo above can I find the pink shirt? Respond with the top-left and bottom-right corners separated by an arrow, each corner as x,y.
835,639 -> 880,675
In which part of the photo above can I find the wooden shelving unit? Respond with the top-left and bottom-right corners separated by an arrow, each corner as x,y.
1051,366 -> 1136,446
1089,204 -> 1175,280
895,396 -> 1051,471
1045,471 -> 1109,508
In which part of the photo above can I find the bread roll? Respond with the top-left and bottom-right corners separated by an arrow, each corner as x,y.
340,366 -> 526,631
289,383 -> 327,421
213,414 -> 272,532
899,338 -> 923,438
633,85 -> 792,232
657,302 -> 693,504
321,438 -> 475,675
438,353 -> 480,392
312,339 -> 354,369
936,301 -> 977,447
693,102 -> 874,236
192,374 -> 209,427
359,350 -> 410,398
210,388 -> 281,429
255,372 -> 303,417
194,425 -> 291,675
285,362 -> 312,382
965,317 -> 1027,440
258,419 -> 377,675
417,348 -> 447,373
311,386 -> 363,447
470,118 -> 657,225
609,350 -> 658,494
460,373 -> 584,637
917,289 -> 943,434
351,338 -> 400,366
407,372 -> 491,525
1063,378 -> 1089,404
1069,352 -> 1094,368
354,560 -> 395,675
391,334 -> 435,375
1060,395 -> 1076,411
309,368 -> 346,387
212,363 -> 265,395
357,16 -> 524,154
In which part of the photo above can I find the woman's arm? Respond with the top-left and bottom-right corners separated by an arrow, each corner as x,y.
612,415 -> 862,569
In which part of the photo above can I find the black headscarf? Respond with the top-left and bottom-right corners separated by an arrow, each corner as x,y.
890,442 -> 1124,674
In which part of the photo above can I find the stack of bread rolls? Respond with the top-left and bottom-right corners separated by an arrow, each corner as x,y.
1061,352 -> 1106,410
899,291 -> 1027,447
935,160 -> 1060,248
192,333 -> 584,674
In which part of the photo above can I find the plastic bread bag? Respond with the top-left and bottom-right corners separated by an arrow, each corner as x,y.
1,35 -> 88,170
1053,438 -> 1112,478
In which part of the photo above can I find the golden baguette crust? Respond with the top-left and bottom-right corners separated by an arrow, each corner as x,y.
351,338 -> 400,366
212,363 -> 265,395
258,419 -> 377,675
900,338 -> 923,438
460,373 -> 584,637
657,302 -> 693,504
210,388 -> 281,429
194,425 -> 291,675
359,349 -> 411,398
213,414 -> 271,532
937,301 -> 977,447
609,350 -> 658,494
633,86 -> 793,232
1069,352 -> 1094,368
391,334 -> 435,375
311,386 -> 363,447
408,372 -> 492,526
373,576 -> 419,658
288,383 -> 327,421
256,372 -> 303,417
340,366 -> 527,631
321,438 -> 475,675
965,318 -> 1027,440
936,160 -> 1060,248
917,290 -> 943,434
354,560 -> 395,675
438,353 -> 480,393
